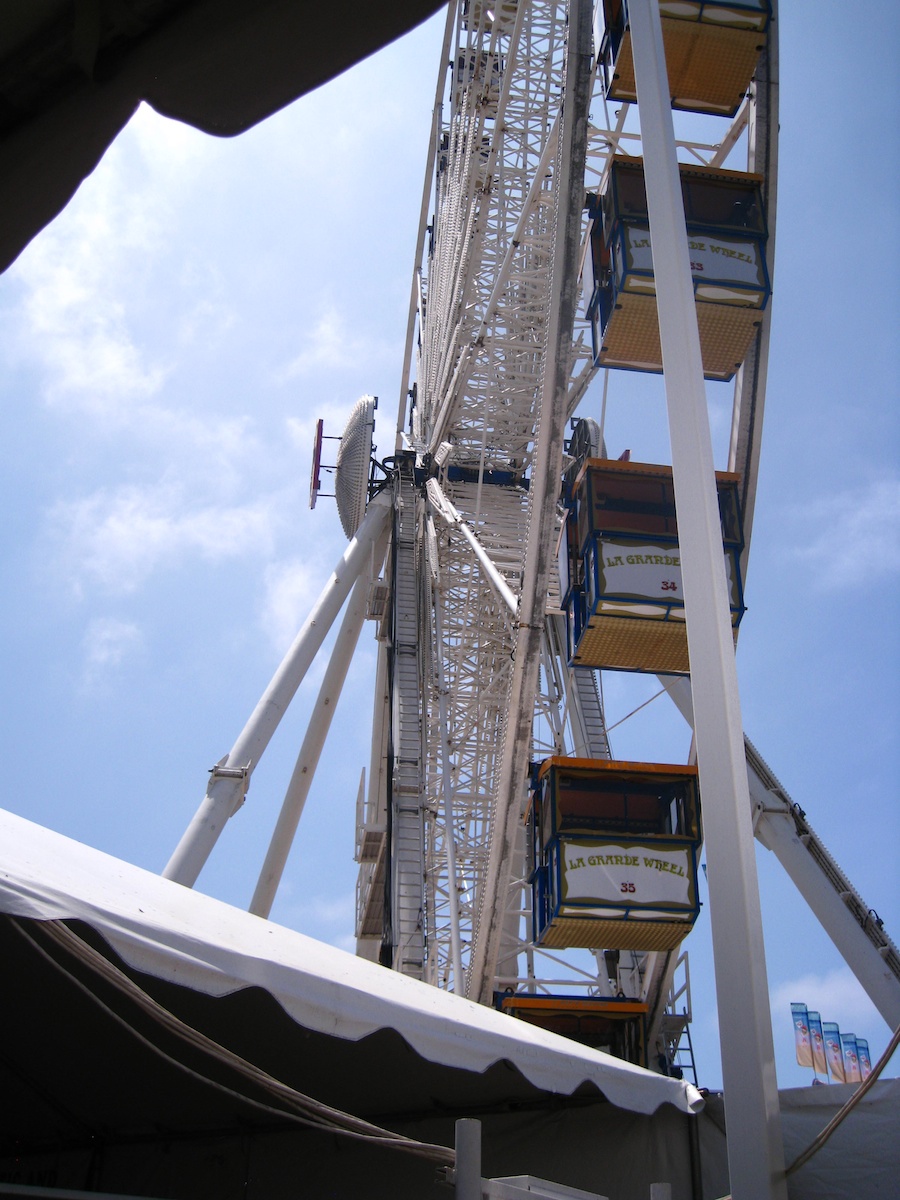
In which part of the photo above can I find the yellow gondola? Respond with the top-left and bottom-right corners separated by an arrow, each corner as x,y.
560,457 -> 745,674
528,757 -> 702,952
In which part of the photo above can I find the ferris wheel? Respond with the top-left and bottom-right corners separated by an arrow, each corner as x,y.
350,0 -> 780,1018
163,3 -> 899,1197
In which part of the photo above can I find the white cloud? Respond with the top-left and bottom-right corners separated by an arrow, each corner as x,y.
51,483 -> 276,595
272,890 -> 357,949
260,556 -> 328,651
13,238 -> 167,418
285,415 -> 318,450
7,196 -> 256,466
3,103 -> 239,432
128,102 -> 221,186
771,967 -> 882,1036
307,893 -> 356,925
80,617 -> 143,689
4,115 -> 169,418
276,305 -> 376,380
176,289 -> 237,348
794,478 -> 900,589
144,409 -> 261,481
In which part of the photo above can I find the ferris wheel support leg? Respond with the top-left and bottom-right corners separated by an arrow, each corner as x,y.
629,2 -> 787,1197
729,26 -> 779,570
162,492 -> 392,888
249,520 -> 391,919
661,676 -> 900,1031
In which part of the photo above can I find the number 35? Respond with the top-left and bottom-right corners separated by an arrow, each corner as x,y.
620,881 -> 636,894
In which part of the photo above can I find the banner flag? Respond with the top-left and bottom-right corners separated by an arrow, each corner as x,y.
857,1038 -> 872,1080
841,1032 -> 862,1083
824,1022 -> 845,1083
807,1010 -> 828,1076
791,1002 -> 812,1068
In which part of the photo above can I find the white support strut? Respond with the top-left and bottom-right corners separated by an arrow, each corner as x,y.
660,675 -> 900,1032
426,479 -> 519,615
163,491 -> 392,888
628,2 -> 786,1196
249,514 -> 391,919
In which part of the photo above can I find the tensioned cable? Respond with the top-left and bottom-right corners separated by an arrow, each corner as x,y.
10,917 -> 454,1166
604,687 -> 666,734
785,1022 -> 900,1177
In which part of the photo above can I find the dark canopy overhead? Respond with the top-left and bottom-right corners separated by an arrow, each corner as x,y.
0,0 -> 445,274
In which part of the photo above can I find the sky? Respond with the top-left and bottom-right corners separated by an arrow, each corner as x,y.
0,1 -> 898,1094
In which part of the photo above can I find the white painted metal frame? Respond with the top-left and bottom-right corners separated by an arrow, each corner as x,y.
150,3 -> 900,1110
466,0 -> 594,1003
661,675 -> 900,1032
405,0 -> 572,996
249,523 -> 389,919
382,0 -> 779,1011
353,0 -> 898,1106
165,491 -> 392,887
627,2 -> 785,1193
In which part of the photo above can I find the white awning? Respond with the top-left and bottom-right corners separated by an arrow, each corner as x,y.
0,806 -> 702,1118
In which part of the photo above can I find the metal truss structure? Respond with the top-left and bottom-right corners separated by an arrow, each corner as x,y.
352,0 -> 563,986
358,0 -> 776,1021
348,0 -> 900,1079
160,4 -> 900,1192
355,0 -> 591,997
166,7 -> 898,1185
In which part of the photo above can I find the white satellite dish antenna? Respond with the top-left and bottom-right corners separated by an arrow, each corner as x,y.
334,394 -> 377,538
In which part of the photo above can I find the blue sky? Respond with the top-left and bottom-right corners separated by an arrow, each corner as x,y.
1,2 -> 897,1092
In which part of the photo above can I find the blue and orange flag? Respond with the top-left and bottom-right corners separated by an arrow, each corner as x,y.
791,1003 -> 812,1069
857,1038 -> 872,1080
807,1010 -> 828,1076
840,1032 -> 862,1083
824,1022 -> 845,1083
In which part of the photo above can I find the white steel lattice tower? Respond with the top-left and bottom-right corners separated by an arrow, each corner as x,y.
374,0 -> 591,997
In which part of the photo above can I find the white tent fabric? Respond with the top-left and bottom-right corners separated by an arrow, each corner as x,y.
696,1081 -> 900,1199
0,806 -> 702,1118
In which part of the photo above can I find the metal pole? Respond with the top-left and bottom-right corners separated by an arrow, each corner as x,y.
249,520 -> 387,917
163,492 -> 392,887
426,480 -> 519,615
454,1118 -> 482,1200
628,3 -> 786,1197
